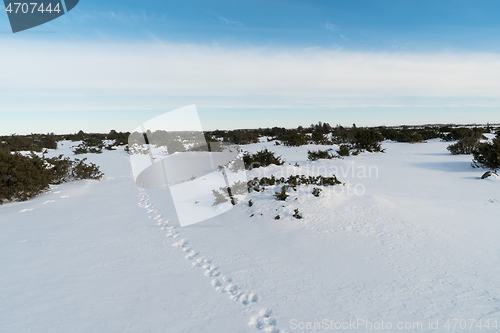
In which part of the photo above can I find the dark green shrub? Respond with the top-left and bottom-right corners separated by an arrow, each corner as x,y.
45,155 -> 74,184
442,127 -> 484,142
338,145 -> 350,156
378,128 -> 440,143
307,149 -> 340,161
274,215 -> 281,220
310,130 -> 330,144
276,130 -> 308,147
0,149 -> 103,203
0,134 -> 59,152
243,148 -> 285,169
73,137 -> 104,154
222,130 -> 260,145
107,130 -> 130,146
353,129 -> 384,152
473,136 -> 500,170
331,125 -> 356,144
71,158 -> 104,180
447,137 -> 480,155
446,129 -> 484,155
0,149 -> 51,202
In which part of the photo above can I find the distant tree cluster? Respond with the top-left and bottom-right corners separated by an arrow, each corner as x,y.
208,129 -> 260,145
221,130 -> 260,145
0,134 -> 60,152
106,130 -> 129,146
69,130 -> 130,154
73,137 -> 105,154
378,127 -> 441,143
275,130 -> 309,147
207,123 -> 386,153
0,130 -> 131,155
0,147 -> 103,203
441,127 -> 485,142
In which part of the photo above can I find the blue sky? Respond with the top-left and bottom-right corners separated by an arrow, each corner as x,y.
1,0 -> 500,134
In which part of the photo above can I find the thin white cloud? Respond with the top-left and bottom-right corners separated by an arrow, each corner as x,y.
219,17 -> 243,26
71,9 -> 166,24
325,23 -> 336,31
1,40 -> 500,112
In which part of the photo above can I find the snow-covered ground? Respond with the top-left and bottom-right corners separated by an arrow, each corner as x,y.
1,139 -> 500,332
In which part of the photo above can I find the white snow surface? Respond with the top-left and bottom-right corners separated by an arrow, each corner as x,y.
1,139 -> 500,332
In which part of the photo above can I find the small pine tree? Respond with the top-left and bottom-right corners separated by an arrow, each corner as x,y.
293,208 -> 302,219
274,186 -> 289,201
312,187 -> 322,197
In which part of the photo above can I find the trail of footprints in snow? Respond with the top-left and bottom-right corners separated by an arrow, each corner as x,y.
137,188 -> 287,333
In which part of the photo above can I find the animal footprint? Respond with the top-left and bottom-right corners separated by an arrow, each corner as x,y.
225,283 -> 238,294
185,251 -> 199,260
249,309 -> 278,331
248,293 -> 259,302
173,239 -> 189,248
204,267 -> 220,277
